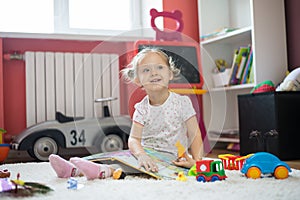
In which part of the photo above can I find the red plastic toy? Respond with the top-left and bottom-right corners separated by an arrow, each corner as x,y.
189,159 -> 227,182
218,154 -> 253,170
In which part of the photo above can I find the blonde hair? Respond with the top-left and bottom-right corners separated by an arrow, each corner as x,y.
121,47 -> 180,83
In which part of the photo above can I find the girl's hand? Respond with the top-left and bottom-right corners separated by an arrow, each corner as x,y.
137,154 -> 158,172
172,153 -> 196,169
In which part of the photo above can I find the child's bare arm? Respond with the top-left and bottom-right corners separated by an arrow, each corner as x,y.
173,116 -> 203,168
128,122 -> 145,156
128,122 -> 158,172
186,115 -> 204,161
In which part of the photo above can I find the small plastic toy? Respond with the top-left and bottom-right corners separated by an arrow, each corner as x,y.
241,152 -> 292,179
175,140 -> 186,159
112,168 -> 126,180
189,160 -> 227,182
0,169 -> 11,178
0,143 -> 10,162
0,173 -> 53,195
176,171 -> 187,182
218,154 -> 253,170
67,178 -> 78,189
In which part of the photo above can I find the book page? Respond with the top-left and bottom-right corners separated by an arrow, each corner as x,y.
84,148 -> 188,180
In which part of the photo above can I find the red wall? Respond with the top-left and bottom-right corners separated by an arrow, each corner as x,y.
0,39 -> 3,130
163,0 -> 199,43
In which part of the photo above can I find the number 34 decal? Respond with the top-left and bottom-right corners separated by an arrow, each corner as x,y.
70,130 -> 86,146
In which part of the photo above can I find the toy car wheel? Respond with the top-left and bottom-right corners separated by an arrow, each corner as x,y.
246,166 -> 261,179
274,166 -> 289,179
99,133 -> 124,153
196,175 -> 206,182
210,175 -> 220,182
31,137 -> 59,161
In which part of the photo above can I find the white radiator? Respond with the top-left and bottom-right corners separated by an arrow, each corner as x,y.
25,51 -> 120,127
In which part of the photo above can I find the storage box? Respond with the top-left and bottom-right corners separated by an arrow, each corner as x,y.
238,91 -> 300,160
212,69 -> 231,87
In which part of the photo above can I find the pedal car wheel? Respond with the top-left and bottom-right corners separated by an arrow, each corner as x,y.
246,166 -> 261,179
274,166 -> 289,179
32,137 -> 58,161
100,134 -> 124,152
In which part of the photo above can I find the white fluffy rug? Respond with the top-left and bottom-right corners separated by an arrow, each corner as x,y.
1,162 -> 300,200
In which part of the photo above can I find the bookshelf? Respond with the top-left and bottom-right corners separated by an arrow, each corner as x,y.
198,0 -> 287,144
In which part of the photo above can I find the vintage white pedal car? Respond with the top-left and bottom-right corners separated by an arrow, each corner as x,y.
11,111 -> 132,161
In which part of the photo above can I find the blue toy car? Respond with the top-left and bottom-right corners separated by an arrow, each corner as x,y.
241,152 -> 292,179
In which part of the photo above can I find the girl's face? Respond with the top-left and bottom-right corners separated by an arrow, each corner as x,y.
135,52 -> 173,91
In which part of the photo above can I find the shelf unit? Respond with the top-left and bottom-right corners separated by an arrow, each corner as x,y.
198,0 -> 287,143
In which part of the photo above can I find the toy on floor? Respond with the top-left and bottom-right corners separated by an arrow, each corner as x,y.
0,173 -> 53,196
176,171 -> 187,182
67,178 -> 78,189
241,152 -> 292,179
67,177 -> 84,190
188,160 -> 227,182
112,168 -> 126,180
218,154 -> 253,170
0,169 -> 11,178
0,143 -> 10,162
276,67 -> 300,91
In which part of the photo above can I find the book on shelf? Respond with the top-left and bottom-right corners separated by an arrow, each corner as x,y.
240,47 -> 253,84
248,61 -> 255,83
236,52 -> 248,82
227,49 -> 239,85
228,45 -> 251,85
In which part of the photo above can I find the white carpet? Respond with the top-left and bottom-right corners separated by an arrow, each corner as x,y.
1,162 -> 300,200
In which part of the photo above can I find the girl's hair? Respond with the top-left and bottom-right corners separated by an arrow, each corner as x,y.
121,47 -> 180,83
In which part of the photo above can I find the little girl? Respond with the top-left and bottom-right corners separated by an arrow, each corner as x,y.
49,47 -> 203,179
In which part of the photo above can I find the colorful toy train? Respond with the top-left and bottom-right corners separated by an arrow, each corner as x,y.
188,159 -> 227,182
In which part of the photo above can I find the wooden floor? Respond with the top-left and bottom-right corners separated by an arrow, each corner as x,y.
3,147 -> 300,170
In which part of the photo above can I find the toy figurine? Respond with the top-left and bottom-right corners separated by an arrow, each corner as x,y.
0,173 -> 53,195
67,178 -> 78,190
112,168 -> 126,180
0,169 -> 11,178
176,171 -> 187,182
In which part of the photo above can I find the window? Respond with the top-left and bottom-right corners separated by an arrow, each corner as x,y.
0,0 -> 162,38
0,0 -> 54,33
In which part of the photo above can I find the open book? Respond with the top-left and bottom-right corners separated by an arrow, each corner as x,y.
83,148 -> 189,180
